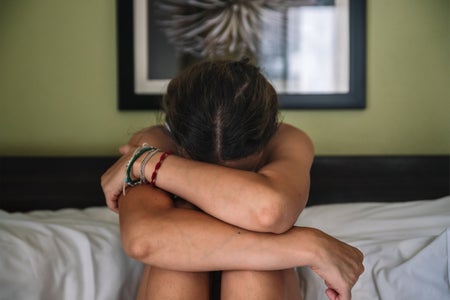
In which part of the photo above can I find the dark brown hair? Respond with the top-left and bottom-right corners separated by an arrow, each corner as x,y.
162,59 -> 279,163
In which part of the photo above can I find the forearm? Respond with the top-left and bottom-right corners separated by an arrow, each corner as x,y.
119,185 -> 314,272
127,126 -> 269,220
119,185 -> 364,300
114,124 -> 311,232
140,155 -> 279,231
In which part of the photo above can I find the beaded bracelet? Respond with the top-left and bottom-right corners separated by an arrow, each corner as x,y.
149,151 -> 172,187
123,143 -> 158,195
140,149 -> 160,184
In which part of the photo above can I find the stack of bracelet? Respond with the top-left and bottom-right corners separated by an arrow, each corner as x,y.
122,143 -> 172,195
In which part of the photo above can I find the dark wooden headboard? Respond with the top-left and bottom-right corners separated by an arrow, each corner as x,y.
0,156 -> 448,212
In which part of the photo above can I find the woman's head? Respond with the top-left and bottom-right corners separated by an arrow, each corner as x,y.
163,59 -> 279,164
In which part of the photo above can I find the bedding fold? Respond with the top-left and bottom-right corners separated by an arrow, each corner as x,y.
1,196 -> 449,300
0,208 -> 143,300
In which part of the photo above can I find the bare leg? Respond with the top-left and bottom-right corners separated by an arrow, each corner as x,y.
136,265 -> 210,300
221,268 -> 302,300
135,200 -> 212,300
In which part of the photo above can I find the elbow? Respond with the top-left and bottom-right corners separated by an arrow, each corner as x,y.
254,187 -> 308,234
121,234 -> 153,262
258,214 -> 293,234
256,209 -> 291,234
255,195 -> 295,234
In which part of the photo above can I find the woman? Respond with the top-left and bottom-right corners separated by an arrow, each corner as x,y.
101,59 -> 364,300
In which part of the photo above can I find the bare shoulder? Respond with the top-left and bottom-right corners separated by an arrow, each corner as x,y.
137,125 -> 168,138
130,125 -> 176,152
273,123 -> 314,152
263,123 -> 314,166
278,123 -> 312,139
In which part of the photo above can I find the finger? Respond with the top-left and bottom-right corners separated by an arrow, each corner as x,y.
119,144 -> 131,155
108,200 -> 119,213
325,288 -> 338,300
338,289 -> 351,300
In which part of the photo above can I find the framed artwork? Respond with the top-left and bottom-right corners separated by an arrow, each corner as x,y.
117,0 -> 366,110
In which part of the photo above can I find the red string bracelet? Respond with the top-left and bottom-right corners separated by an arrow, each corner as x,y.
150,151 -> 172,187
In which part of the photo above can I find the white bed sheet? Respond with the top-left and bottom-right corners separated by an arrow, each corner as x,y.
0,208 -> 142,300
0,196 -> 449,300
296,196 -> 450,300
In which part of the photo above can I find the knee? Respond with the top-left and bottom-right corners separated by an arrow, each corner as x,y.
222,269 -> 284,284
221,269 -> 302,300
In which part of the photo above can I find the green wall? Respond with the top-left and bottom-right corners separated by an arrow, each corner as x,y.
0,0 -> 449,156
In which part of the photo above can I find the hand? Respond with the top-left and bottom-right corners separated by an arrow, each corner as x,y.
305,228 -> 364,300
101,126 -> 175,212
101,149 -> 137,213
101,128 -> 152,212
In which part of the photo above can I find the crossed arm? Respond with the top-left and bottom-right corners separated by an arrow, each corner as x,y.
118,185 -> 363,300
101,123 -> 364,300
102,123 -> 313,233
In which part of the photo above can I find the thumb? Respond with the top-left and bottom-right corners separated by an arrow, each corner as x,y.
326,288 -> 338,300
119,144 -> 131,155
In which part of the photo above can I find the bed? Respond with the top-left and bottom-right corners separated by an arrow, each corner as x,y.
1,155 -> 449,300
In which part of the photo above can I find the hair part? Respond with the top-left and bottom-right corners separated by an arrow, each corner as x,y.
162,59 -> 279,163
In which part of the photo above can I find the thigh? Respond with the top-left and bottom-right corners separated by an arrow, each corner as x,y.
136,265 -> 210,300
221,268 -> 302,300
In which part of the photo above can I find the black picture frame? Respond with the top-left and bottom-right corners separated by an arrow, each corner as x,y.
116,0 -> 366,110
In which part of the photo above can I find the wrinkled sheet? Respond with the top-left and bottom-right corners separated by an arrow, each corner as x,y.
0,196 -> 449,300
0,208 -> 143,300
296,196 -> 450,300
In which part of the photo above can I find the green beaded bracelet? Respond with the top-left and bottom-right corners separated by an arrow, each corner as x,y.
124,144 -> 158,187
